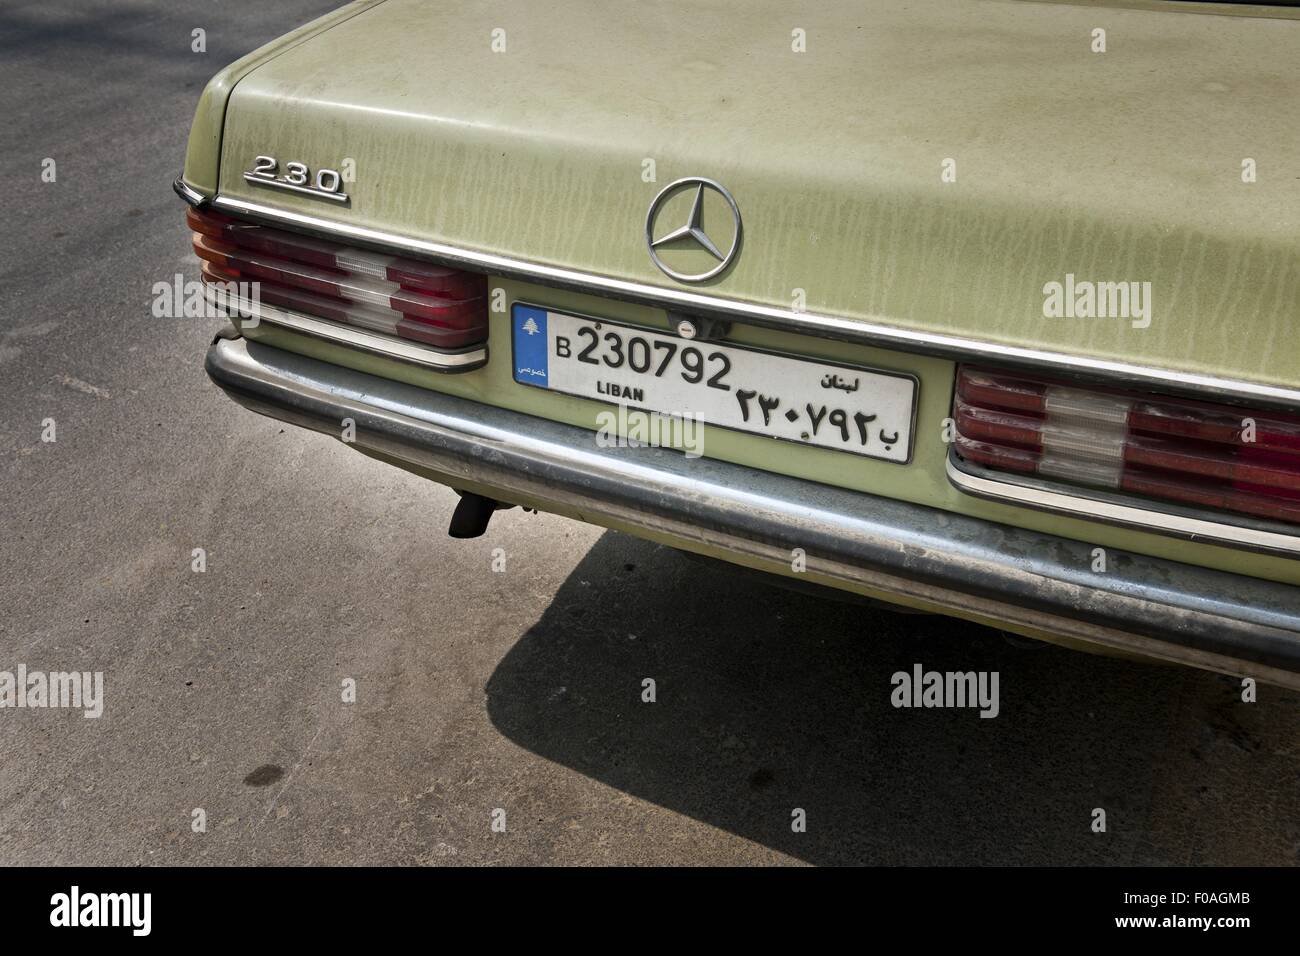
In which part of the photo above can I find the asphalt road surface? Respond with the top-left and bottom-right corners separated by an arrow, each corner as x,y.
1,0 -> 1297,867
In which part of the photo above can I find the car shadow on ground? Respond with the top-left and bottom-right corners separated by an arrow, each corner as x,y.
486,529 -> 1299,866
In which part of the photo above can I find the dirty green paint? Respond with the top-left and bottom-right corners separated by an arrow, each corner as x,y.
208,0 -> 1300,388
186,0 -> 1300,587
181,0 -> 385,195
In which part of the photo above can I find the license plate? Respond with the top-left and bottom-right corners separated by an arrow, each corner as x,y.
510,304 -> 917,463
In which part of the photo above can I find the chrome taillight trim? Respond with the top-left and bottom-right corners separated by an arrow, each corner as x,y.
173,176 -> 208,208
205,287 -> 487,372
946,451 -> 1300,558
208,193 -> 1300,414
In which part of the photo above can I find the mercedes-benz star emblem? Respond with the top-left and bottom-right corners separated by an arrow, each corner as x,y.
645,177 -> 742,282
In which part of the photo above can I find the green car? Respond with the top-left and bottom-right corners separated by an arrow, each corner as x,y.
178,0 -> 1300,688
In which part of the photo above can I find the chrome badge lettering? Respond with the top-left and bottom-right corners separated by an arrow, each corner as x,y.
244,155 -> 348,203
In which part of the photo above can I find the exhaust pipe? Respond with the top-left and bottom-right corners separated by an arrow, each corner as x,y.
448,491 -> 509,538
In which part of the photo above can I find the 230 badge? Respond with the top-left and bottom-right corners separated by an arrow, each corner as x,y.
243,154 -> 348,203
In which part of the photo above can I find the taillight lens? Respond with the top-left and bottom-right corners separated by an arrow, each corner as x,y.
952,365 -> 1300,527
188,207 -> 487,349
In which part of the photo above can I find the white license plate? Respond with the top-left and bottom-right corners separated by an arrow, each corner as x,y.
510,305 -> 917,463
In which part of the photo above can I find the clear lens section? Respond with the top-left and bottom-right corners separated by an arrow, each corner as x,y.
1038,452 -> 1123,489
333,249 -> 390,280
1039,419 -> 1127,463
1043,387 -> 1131,426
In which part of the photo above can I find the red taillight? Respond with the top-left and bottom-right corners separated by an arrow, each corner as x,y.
952,366 -> 1300,527
188,207 -> 487,350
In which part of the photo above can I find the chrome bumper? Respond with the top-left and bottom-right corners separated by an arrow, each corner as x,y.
206,334 -> 1300,690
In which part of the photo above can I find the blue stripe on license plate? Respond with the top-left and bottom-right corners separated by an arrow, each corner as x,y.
511,304 -> 550,386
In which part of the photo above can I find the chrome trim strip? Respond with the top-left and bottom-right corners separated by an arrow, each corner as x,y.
206,335 -> 1300,689
205,289 -> 486,372
211,195 -> 1300,412
242,172 -> 349,203
946,453 -> 1300,558
172,176 -> 208,208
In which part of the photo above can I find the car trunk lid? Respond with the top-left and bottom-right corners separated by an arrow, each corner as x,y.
215,0 -> 1300,391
